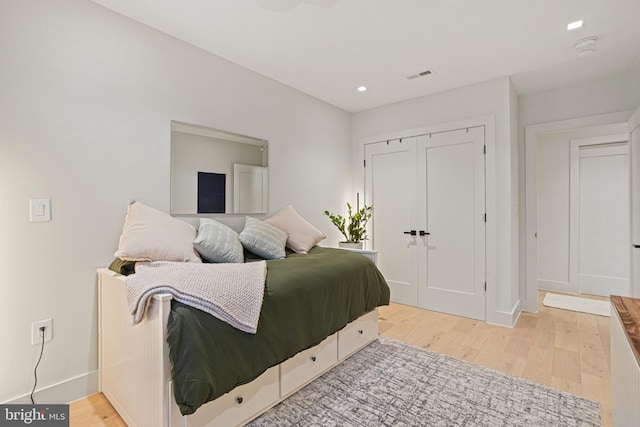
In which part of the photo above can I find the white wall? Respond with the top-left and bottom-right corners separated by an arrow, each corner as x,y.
632,57 -> 640,107
518,72 -> 638,310
0,0 -> 352,403
519,72 -> 636,127
352,77 -> 519,325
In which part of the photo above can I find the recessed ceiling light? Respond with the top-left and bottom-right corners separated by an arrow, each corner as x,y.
567,20 -> 584,31
356,86 -> 368,92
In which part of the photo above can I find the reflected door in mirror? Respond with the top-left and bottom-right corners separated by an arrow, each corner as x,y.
234,164 -> 268,214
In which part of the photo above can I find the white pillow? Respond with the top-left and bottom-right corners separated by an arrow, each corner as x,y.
239,216 -> 288,260
193,218 -> 244,263
114,201 -> 201,263
265,203 -> 325,254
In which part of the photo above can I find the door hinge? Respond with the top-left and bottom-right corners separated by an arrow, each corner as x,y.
484,282 -> 487,291
484,213 -> 487,223
483,145 -> 486,155
364,159 -> 366,167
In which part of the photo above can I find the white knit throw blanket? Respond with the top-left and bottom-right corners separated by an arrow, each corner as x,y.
126,261 -> 267,334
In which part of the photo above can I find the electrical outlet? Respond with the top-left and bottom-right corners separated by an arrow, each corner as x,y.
31,319 -> 53,345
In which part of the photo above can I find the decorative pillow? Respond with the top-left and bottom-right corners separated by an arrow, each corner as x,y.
264,203 -> 326,254
239,216 -> 288,260
193,218 -> 244,263
114,201 -> 201,263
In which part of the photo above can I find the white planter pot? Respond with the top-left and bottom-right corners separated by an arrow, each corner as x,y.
338,242 -> 364,250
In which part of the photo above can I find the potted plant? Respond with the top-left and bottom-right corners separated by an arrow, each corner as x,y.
324,202 -> 373,250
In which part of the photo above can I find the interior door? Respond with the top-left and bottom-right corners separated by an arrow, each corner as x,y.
365,138 -> 418,306
233,164 -> 268,214
572,142 -> 630,296
417,127 -> 486,320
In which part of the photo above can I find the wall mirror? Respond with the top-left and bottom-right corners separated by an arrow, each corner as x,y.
170,121 -> 269,215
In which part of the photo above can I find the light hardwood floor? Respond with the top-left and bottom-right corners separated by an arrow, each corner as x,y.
378,291 -> 612,427
70,291 -> 612,426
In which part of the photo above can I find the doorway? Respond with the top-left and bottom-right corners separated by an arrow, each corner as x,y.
524,114 -> 631,310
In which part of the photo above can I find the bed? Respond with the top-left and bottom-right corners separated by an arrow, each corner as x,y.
98,246 -> 390,427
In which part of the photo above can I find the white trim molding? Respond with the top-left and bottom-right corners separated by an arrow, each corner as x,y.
628,105 -> 640,133
492,300 -> 521,328
2,371 -> 98,405
538,279 -> 571,293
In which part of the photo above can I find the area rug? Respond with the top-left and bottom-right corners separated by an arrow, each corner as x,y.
543,292 -> 610,317
248,337 -> 601,427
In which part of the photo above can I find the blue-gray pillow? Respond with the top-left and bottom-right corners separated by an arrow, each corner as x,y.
239,216 -> 288,260
193,218 -> 244,263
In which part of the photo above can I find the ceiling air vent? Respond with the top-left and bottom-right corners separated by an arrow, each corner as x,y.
406,69 -> 435,80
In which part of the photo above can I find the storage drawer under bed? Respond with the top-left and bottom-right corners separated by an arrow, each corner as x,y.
338,310 -> 379,360
171,309 -> 379,427
280,333 -> 338,397
179,366 -> 279,427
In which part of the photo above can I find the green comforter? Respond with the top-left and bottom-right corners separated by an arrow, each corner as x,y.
166,246 -> 390,415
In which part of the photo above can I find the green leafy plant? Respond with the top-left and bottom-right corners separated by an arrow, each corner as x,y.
323,203 -> 374,243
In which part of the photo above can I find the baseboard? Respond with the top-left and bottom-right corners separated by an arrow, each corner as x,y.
521,279 -> 571,313
492,300 -> 521,327
538,279 -> 575,294
2,370 -> 98,405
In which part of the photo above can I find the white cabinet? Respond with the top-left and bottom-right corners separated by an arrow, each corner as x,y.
611,297 -> 640,427
630,120 -> 640,295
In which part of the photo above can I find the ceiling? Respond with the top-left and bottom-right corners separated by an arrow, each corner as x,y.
91,0 -> 640,113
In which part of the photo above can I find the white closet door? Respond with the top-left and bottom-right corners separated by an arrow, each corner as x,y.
365,138 -> 418,306
417,127 -> 486,320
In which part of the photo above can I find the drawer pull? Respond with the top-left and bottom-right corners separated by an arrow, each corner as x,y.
236,397 -> 243,405
311,356 -> 317,362
358,329 -> 364,335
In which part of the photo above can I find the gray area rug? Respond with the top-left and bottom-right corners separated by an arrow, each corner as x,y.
248,337 -> 601,427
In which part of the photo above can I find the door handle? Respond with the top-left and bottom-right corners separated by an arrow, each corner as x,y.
403,230 -> 417,236
634,244 -> 640,248
419,231 -> 430,236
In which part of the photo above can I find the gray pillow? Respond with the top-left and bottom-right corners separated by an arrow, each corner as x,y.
239,216 -> 288,260
193,218 -> 244,263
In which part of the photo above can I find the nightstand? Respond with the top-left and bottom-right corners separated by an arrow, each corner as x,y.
337,247 -> 378,265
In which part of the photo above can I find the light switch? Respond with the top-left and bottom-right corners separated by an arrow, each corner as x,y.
30,199 -> 51,222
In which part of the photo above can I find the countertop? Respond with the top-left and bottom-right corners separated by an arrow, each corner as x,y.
611,295 -> 640,367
